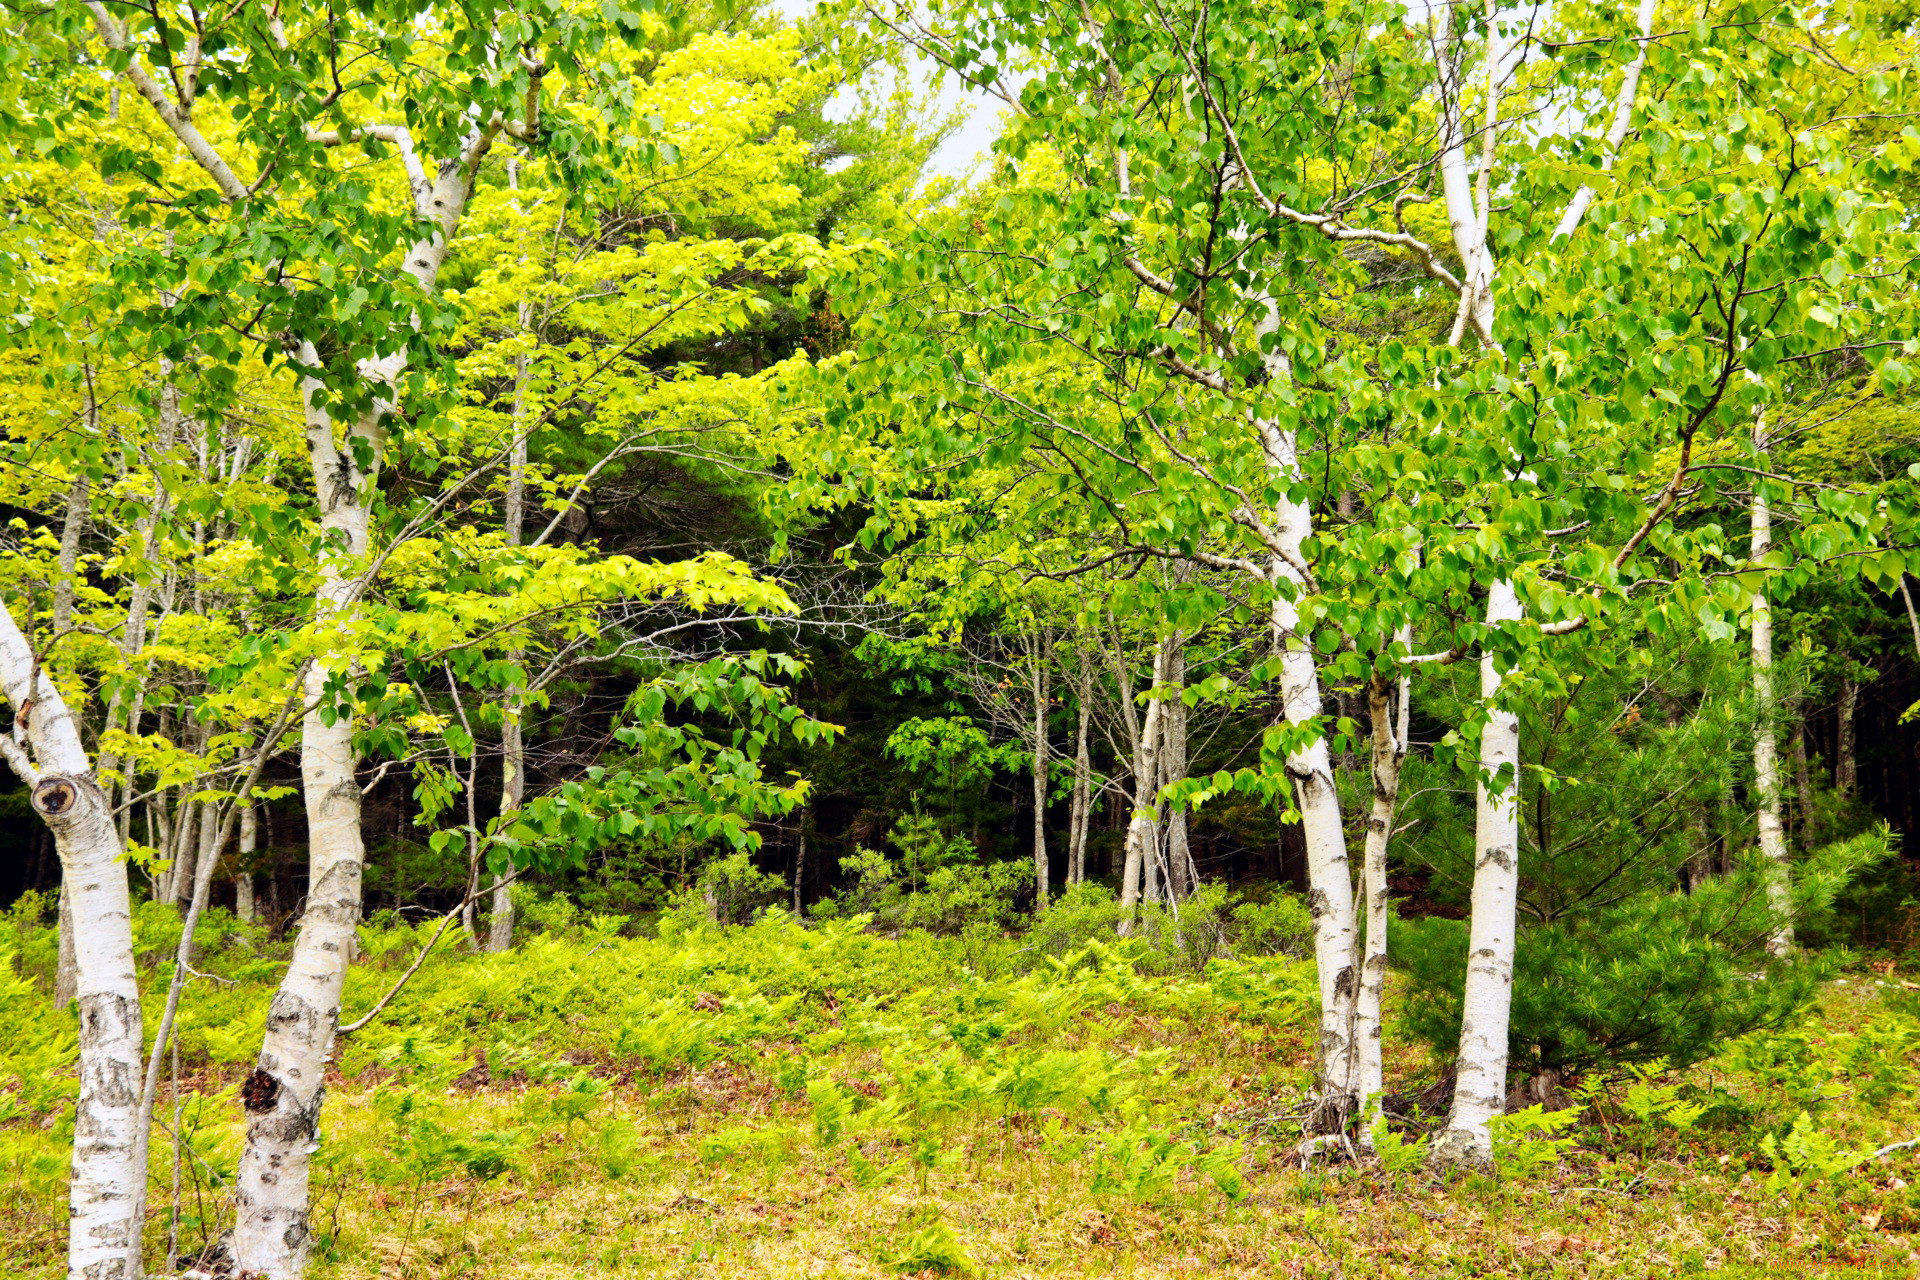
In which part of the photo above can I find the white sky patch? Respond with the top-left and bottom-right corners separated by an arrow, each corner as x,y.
772,0 -> 1009,181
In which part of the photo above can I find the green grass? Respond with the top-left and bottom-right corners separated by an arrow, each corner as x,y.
4,904 -> 1920,1277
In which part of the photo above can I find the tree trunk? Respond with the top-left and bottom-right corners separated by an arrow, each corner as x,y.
1115,638 -> 1165,934
1436,580 -> 1525,1167
1253,342 -> 1359,1125
1030,629 -> 1051,909
489,706 -> 522,952
792,817 -> 806,915
1068,648 -> 1093,886
1162,638 -> 1192,902
1750,476 -> 1793,957
236,802 -> 257,922
1834,674 -> 1858,799
0,596 -> 146,1280
1355,653 -> 1409,1149
489,159 -> 534,954
1791,721 -> 1815,849
233,144 -> 487,1279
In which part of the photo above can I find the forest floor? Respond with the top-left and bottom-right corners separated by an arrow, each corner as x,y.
5,905 -> 1920,1278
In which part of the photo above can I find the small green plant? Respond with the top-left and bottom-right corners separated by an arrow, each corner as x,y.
595,1118 -> 648,1179
911,1134 -> 960,1193
1369,1117 -> 1430,1176
1487,1105 -> 1580,1178
1759,1111 -> 1873,1199
808,1078 -> 850,1148
847,1146 -> 907,1188
1190,1139 -> 1249,1201
1089,1120 -> 1185,1200
550,1074 -> 607,1126
1618,1058 -> 1709,1157
876,1212 -> 978,1275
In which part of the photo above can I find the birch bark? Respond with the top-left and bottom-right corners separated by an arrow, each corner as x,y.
0,597 -> 145,1280
1355,642 -> 1410,1147
1434,580 -> 1525,1165
1029,630 -> 1051,908
1068,646 -> 1093,886
491,156 -> 533,953
1115,638 -> 1165,935
1750,468 -> 1793,957
232,143 -> 496,1280
1432,0 -> 1658,1164
236,802 -> 257,922
1256,391 -> 1359,1120
1162,639 -> 1192,902
53,470 -> 89,1012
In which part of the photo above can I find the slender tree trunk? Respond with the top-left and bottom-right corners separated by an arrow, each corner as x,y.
1068,648 -> 1093,886
235,802 -> 257,922
793,816 -> 806,914
1030,629 -> 1051,908
1163,638 -> 1192,902
489,707 -> 523,951
1355,649 -> 1409,1149
1791,721 -> 1816,849
233,144 -> 487,1278
52,469 -> 90,1020
1436,581 -> 1525,1167
0,597 -> 146,1280
191,798 -> 218,916
490,158 -> 534,954
1253,336 -> 1359,1125
1750,477 -> 1793,957
1834,674 -> 1858,799
231,487 -> 371,1275
1115,638 -> 1165,935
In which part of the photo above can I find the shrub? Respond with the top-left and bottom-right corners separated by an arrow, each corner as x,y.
1230,891 -> 1314,957
1396,895 -> 1828,1077
697,851 -> 788,925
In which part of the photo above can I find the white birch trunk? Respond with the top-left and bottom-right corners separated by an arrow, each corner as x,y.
53,473 -> 86,1010
1751,478 -> 1793,956
1429,0 -> 1655,1167
1355,644 -> 1409,1148
490,158 -> 533,953
0,597 -> 146,1280
232,146 -> 490,1280
1030,631 -> 1051,909
236,802 -> 257,922
1252,329 -> 1360,1124
1162,639 -> 1192,901
1068,647 -> 1093,886
1115,640 -> 1165,934
1435,580 -> 1525,1166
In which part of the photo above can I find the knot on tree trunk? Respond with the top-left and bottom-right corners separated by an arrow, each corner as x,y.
241,1067 -> 281,1114
31,775 -> 83,819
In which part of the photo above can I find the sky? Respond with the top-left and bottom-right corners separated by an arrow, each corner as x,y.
769,0 -> 1008,181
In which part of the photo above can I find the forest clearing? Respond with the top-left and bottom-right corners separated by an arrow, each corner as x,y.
5,0 -> 1920,1276
5,902 -> 1920,1278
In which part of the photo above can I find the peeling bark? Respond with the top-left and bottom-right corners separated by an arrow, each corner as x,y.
0,597 -> 145,1280
1435,581 -> 1525,1167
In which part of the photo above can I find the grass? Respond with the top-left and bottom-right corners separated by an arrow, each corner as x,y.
4,901 -> 1920,1277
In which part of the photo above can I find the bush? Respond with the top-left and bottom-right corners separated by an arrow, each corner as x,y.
1025,883 -> 1237,976
698,851 -> 788,925
1394,849 -> 1860,1076
1230,891 -> 1314,957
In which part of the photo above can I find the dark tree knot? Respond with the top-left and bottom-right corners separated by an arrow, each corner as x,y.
241,1067 -> 281,1113
31,776 -> 77,817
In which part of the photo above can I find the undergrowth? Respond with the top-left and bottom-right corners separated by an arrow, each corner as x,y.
4,895 -> 1920,1277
